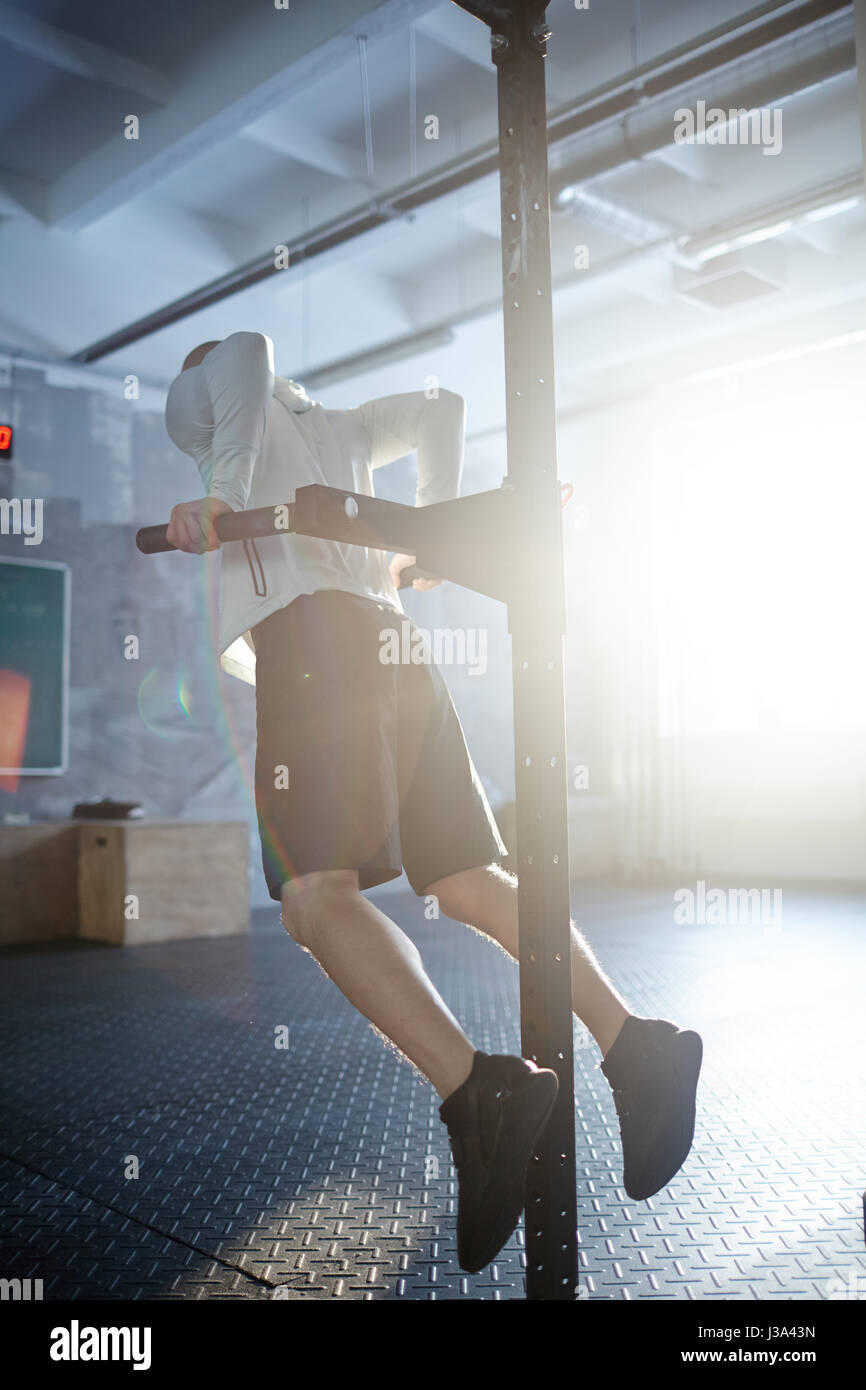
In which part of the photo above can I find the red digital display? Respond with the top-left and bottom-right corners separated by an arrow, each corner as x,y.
0,425 -> 12,455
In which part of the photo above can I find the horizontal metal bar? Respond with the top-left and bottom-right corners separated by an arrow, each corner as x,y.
135,503 -> 294,553
135,482 -> 522,602
135,486 -> 428,556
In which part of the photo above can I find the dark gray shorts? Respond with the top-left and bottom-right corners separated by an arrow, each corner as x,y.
252,590 -> 508,898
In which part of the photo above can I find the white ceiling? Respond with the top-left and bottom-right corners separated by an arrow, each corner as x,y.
0,0 -> 864,432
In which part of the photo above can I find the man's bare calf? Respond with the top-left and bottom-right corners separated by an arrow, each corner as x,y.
424,862 -> 632,1059
280,869 -> 475,1099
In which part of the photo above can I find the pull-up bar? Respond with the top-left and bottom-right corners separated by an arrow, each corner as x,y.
137,481 -> 524,601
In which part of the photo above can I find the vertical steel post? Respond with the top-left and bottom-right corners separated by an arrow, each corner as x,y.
487,3 -> 577,1301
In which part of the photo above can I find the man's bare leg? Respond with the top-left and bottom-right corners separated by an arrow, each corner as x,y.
423,864 -> 703,1205
281,869 -> 475,1099
424,863 -> 631,1058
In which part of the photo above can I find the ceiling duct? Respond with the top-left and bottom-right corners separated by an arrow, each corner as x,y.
673,240 -> 787,309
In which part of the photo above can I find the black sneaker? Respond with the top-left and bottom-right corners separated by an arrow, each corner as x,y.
439,1051 -> 559,1273
600,1017 -> 703,1201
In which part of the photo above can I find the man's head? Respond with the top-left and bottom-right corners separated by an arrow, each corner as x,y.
181,340 -> 221,372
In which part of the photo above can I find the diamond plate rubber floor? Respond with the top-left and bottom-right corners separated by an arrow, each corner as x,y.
1,882 -> 864,1300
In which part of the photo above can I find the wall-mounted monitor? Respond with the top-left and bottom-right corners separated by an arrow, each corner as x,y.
0,557 -> 70,776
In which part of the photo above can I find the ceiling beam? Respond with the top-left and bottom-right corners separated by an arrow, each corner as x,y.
0,169 -> 49,221
416,5 -> 571,102
71,0 -> 853,360
0,2 -> 171,103
242,116 -> 370,182
415,6 -> 495,71
46,0 -> 439,233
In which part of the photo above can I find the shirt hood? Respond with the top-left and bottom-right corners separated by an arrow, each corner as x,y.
273,376 -> 318,413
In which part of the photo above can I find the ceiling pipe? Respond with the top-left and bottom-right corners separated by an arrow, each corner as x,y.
7,166 -> 861,404
547,12 -> 854,198
71,0 -> 853,363
288,166 -> 863,388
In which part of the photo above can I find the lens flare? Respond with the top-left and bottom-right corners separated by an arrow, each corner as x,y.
177,672 -> 194,721
137,667 -> 196,739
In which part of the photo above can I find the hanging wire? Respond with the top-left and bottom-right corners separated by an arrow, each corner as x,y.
632,0 -> 649,232
357,35 -> 375,184
455,119 -> 466,315
301,194 -> 310,374
409,22 -> 417,181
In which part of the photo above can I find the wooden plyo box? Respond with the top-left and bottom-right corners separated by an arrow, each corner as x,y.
0,822 -> 80,945
0,820 -> 250,946
78,820 -> 250,946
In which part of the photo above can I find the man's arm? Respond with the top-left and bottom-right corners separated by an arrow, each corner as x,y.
202,331 -> 275,511
356,389 -> 465,506
166,331 -> 275,553
356,389 -> 465,588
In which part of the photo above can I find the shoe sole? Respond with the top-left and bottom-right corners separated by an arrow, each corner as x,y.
624,1028 -> 703,1201
460,1069 -> 559,1273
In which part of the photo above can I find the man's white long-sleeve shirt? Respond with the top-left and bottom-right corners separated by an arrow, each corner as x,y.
164,332 -> 465,685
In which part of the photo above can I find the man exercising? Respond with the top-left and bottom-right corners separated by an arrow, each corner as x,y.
164,331 -> 703,1274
